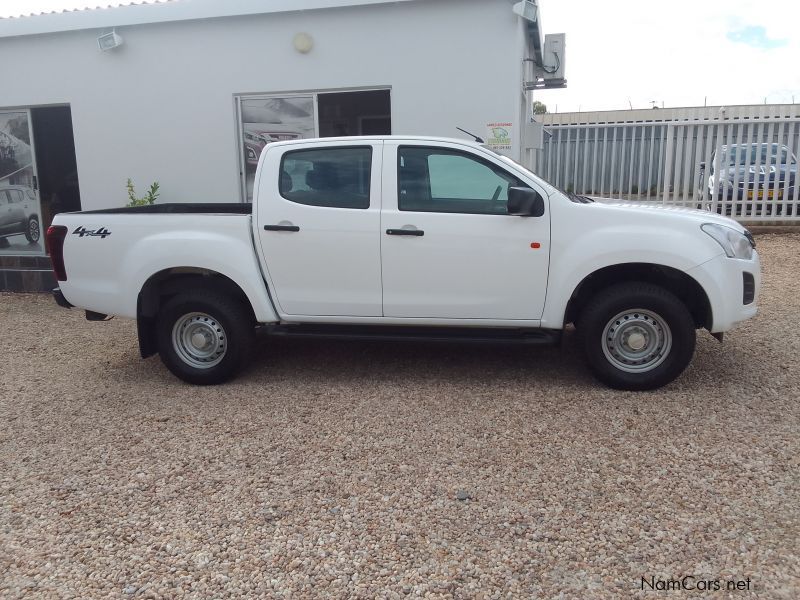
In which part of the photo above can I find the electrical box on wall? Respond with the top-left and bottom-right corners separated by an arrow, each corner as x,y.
523,120 -> 544,151
542,33 -> 565,82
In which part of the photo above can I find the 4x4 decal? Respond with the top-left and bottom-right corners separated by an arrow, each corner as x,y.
72,226 -> 111,239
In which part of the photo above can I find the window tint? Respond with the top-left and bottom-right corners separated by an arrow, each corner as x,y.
9,189 -> 22,203
280,147 -> 372,209
398,147 -> 526,214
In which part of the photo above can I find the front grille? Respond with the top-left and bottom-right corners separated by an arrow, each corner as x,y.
743,272 -> 755,305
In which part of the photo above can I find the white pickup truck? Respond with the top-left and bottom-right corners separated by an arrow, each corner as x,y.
48,136 -> 760,390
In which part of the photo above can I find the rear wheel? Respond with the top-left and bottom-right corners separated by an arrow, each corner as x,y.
156,290 -> 255,384
24,216 -> 40,243
579,283 -> 695,390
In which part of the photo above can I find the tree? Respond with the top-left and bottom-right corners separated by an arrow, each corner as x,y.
532,100 -> 548,115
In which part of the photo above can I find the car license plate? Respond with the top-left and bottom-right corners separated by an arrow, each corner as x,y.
748,189 -> 774,199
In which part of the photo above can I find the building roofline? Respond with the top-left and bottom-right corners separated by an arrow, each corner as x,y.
539,103 -> 800,125
0,0 -> 420,39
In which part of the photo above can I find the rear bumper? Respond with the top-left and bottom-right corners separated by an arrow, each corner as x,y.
52,287 -> 73,309
687,251 -> 761,333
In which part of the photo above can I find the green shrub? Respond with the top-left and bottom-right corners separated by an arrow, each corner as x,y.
126,178 -> 160,207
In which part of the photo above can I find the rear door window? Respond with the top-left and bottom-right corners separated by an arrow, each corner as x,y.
279,147 -> 372,209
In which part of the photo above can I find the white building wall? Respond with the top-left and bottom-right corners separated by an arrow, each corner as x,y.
0,0 -> 525,210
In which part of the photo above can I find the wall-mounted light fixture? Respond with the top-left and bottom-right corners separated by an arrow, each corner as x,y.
98,30 -> 124,52
293,32 -> 313,54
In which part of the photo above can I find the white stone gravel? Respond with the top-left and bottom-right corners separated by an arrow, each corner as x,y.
1,234 -> 799,599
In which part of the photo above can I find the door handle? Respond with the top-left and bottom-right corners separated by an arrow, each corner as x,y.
264,224 -> 300,232
386,228 -> 424,236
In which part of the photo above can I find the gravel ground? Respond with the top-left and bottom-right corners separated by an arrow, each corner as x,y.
1,234 -> 799,599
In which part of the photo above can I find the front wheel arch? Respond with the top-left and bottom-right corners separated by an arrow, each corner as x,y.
563,263 -> 712,331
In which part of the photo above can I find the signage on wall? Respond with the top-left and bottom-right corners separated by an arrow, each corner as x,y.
0,110 -> 44,256
486,122 -> 513,152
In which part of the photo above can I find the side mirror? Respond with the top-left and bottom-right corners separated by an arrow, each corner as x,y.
507,187 -> 545,217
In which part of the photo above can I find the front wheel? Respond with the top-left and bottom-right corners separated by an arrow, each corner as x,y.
579,283 -> 696,390
156,290 -> 255,385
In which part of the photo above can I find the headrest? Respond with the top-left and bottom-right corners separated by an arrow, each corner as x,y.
306,162 -> 339,191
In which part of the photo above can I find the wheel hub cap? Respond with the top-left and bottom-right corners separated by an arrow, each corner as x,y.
602,309 -> 672,373
191,331 -> 210,349
172,312 -> 227,369
625,329 -> 647,351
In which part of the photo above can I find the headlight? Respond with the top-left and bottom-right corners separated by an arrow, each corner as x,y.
701,223 -> 754,260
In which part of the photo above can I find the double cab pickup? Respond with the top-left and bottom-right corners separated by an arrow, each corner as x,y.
48,136 -> 761,390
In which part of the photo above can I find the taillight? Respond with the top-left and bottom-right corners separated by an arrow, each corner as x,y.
46,225 -> 68,281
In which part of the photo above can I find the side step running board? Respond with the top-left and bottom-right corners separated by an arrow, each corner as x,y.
262,324 -> 561,345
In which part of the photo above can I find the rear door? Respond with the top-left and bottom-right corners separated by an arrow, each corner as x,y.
255,140 -> 383,317
380,141 -> 550,320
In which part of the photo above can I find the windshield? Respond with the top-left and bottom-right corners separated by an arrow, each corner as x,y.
724,145 -> 797,166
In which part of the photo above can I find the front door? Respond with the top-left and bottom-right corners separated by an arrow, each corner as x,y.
380,142 -> 550,321
255,141 -> 383,317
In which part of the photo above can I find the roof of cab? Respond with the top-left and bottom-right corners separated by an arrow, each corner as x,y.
266,135 -> 486,148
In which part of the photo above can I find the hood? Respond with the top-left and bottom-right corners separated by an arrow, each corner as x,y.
586,199 -> 747,232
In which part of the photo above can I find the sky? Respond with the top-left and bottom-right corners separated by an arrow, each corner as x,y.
539,0 -> 800,112
1,0 -> 799,113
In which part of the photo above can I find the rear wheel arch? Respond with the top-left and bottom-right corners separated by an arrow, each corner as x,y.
563,263 -> 712,330
137,268 -> 256,358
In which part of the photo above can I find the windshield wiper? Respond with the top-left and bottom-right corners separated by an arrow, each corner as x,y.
565,191 -> 594,204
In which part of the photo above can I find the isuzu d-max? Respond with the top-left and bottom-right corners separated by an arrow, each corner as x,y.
48,136 -> 760,390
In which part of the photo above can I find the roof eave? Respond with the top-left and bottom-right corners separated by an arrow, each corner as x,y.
0,0 -> 419,39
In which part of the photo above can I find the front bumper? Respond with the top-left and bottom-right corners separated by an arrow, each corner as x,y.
687,251 -> 761,333
52,287 -> 73,309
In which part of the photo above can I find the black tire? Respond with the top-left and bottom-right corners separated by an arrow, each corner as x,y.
579,283 -> 695,391
24,216 -> 40,243
156,289 -> 255,385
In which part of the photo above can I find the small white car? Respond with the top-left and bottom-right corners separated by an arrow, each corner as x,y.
48,136 -> 760,390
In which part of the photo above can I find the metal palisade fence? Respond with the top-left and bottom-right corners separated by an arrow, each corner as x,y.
535,104 -> 800,222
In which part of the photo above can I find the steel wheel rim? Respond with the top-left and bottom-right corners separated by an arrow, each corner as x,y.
601,308 -> 672,373
29,219 -> 39,241
172,312 -> 227,369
